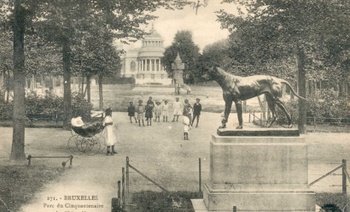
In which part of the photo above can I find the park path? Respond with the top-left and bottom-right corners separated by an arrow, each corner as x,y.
0,112 -> 349,212
15,112 -> 234,212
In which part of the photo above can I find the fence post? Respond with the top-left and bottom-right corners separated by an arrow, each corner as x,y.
260,113 -> 263,126
199,158 -> 202,193
27,155 -> 32,166
253,111 -> 255,122
122,167 -> 125,204
248,112 -> 251,123
118,180 -> 121,207
343,159 -> 347,194
233,206 -> 237,212
69,155 -> 73,167
126,157 -> 129,204
111,197 -> 118,212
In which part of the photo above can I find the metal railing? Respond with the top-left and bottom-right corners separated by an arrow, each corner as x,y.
111,156 -> 203,212
309,159 -> 349,194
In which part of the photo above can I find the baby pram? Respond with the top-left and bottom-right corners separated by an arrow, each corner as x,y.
72,123 -> 104,138
68,113 -> 106,155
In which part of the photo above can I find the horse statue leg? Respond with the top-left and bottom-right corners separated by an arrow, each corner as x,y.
219,98 -> 233,129
235,100 -> 243,129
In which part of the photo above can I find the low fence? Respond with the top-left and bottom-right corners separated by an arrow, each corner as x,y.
111,156 -> 203,212
27,155 -> 73,167
112,157 -> 350,212
248,110 -> 350,129
309,159 -> 350,194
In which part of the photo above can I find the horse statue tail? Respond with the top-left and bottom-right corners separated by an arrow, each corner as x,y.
281,80 -> 307,101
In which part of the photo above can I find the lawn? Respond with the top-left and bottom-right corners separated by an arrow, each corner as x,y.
89,84 -> 261,113
0,163 -> 65,212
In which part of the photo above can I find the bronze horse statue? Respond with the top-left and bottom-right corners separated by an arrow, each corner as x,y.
208,66 -> 306,129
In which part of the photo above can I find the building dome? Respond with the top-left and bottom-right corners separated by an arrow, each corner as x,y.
139,27 -> 164,57
144,28 -> 163,40
121,25 -> 171,85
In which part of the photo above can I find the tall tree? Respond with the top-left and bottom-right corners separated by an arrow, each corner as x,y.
10,0 -> 27,160
162,30 -> 201,84
71,24 -> 121,105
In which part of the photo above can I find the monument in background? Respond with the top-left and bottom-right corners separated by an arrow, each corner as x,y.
172,53 -> 185,95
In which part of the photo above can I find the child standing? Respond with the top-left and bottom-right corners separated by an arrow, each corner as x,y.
172,97 -> 182,122
154,101 -> 161,122
103,108 -> 118,156
183,99 -> 193,124
127,101 -> 137,123
137,100 -> 145,127
192,98 -> 202,127
162,100 -> 169,122
145,102 -> 154,126
183,113 -> 192,140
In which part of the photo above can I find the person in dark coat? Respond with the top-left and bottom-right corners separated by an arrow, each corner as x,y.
145,97 -> 154,126
127,101 -> 137,123
192,98 -> 202,127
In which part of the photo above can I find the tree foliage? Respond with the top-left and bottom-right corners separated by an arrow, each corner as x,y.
217,0 -> 350,81
215,0 -> 350,132
162,30 -> 201,84
0,0 -> 191,160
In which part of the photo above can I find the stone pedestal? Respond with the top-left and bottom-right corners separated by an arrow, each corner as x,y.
201,129 -> 315,212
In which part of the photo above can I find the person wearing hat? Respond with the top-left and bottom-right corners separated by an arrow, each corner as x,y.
127,101 -> 137,123
153,101 -> 162,122
103,108 -> 118,156
192,98 -> 202,127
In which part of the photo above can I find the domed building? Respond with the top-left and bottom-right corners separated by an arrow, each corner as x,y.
120,27 -> 171,85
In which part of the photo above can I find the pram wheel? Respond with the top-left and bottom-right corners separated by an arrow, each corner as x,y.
67,135 -> 102,156
80,136 -> 101,156
68,116 -> 106,155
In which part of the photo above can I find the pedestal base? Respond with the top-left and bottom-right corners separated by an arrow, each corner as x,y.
202,129 -> 315,211
203,184 -> 315,211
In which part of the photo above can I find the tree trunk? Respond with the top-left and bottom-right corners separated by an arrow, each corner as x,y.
86,75 -> 91,103
81,75 -> 84,95
98,74 -> 103,110
297,47 -> 307,134
5,70 -> 10,103
10,0 -> 26,160
62,39 -> 72,130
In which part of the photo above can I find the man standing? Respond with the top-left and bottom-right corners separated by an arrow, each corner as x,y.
192,98 -> 202,127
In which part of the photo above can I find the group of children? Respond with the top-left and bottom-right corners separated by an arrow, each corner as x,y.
127,96 -> 202,140
127,96 -> 172,127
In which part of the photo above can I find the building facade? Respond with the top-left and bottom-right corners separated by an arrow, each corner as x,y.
120,28 -> 171,85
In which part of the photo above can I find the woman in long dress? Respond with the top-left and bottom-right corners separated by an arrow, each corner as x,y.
103,108 -> 118,156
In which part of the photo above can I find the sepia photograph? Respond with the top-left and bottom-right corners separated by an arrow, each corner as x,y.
1,0 -> 350,211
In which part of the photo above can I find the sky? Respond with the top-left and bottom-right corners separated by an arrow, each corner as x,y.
121,1 -> 238,52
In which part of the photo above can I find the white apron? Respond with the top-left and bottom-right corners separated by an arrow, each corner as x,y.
103,116 -> 118,146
